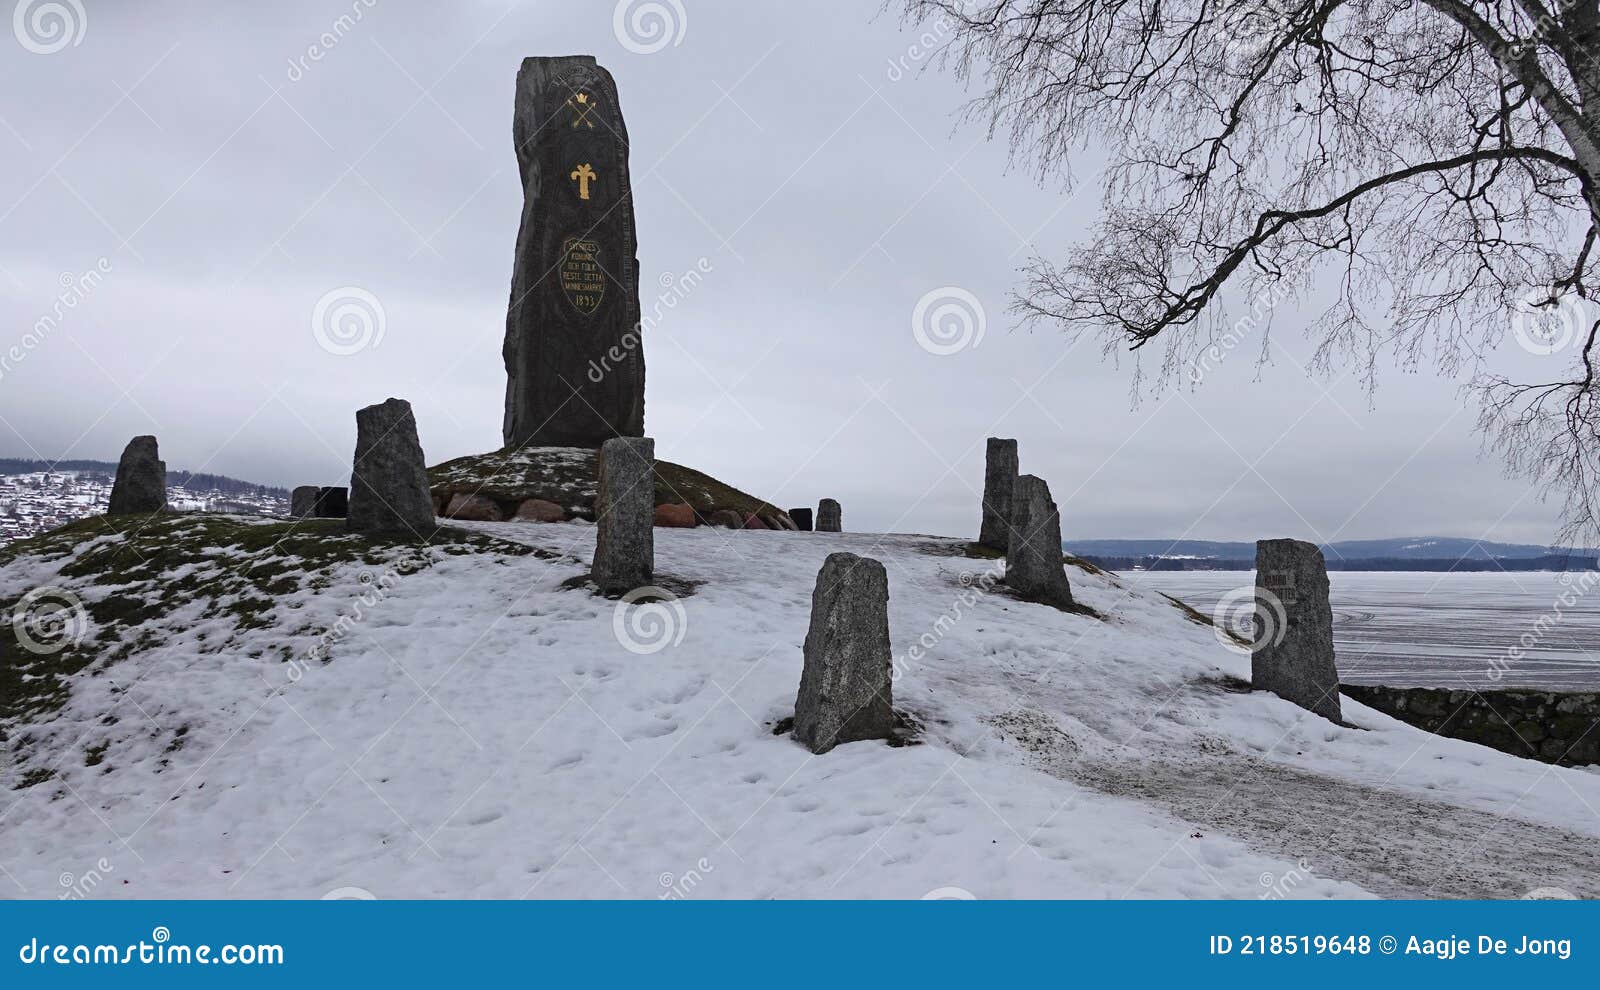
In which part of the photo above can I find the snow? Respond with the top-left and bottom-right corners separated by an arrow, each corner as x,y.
2,522 -> 1597,900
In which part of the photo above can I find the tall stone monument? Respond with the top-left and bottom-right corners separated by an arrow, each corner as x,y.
1253,539 -> 1343,723
503,56 -> 644,450
978,437 -> 1018,552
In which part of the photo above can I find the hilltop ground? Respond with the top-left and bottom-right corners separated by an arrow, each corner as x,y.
0,514 -> 1595,899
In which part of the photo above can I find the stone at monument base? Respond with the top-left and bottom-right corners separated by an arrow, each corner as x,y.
654,503 -> 697,528
789,507 -> 814,532
979,437 -> 1018,552
446,493 -> 504,522
290,486 -> 318,519
348,398 -> 436,538
515,499 -> 566,523
107,436 -> 167,516
1253,538 -> 1343,723
592,437 -> 655,595
707,509 -> 744,529
1005,475 -> 1074,608
428,446 -> 792,530
816,498 -> 842,533
792,552 -> 895,755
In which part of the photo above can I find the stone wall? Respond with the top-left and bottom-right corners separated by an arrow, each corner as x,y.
1344,685 -> 1600,766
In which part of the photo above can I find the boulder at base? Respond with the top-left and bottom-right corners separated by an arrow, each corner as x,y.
429,447 -> 793,530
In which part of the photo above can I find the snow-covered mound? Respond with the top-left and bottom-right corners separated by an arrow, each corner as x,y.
1,516 -> 1596,899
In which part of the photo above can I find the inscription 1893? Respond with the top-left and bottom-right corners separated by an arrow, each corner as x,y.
560,236 -> 605,316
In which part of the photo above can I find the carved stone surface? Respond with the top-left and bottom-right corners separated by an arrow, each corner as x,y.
1253,539 -> 1342,723
503,56 -> 644,449
592,436 -> 655,594
792,552 -> 894,755
979,437 -> 1018,552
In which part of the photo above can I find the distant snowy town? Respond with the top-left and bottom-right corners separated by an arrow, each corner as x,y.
0,468 -> 289,545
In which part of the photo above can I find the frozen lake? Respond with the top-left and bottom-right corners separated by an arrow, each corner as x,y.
1120,571 -> 1600,691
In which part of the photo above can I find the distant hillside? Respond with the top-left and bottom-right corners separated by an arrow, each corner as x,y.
1066,537 -> 1600,570
0,458 -> 289,498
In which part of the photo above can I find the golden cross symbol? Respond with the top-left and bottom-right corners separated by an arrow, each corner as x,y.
566,91 -> 599,129
569,163 -> 597,200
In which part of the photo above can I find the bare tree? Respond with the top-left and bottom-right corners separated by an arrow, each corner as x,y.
900,0 -> 1600,546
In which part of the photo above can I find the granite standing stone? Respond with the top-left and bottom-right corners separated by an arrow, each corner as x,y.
816,498 -> 842,533
290,486 -> 318,519
1005,475 -> 1074,608
979,437 -> 1018,552
107,436 -> 167,516
503,56 -> 644,449
1253,539 -> 1343,722
347,399 -> 436,537
789,507 -> 814,532
592,436 -> 655,594
315,487 -> 349,519
792,552 -> 894,755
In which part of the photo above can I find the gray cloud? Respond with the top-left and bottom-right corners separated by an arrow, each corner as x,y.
0,0 -> 1565,544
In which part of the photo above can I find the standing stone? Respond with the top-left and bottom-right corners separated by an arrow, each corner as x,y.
793,553 -> 894,755
816,498 -> 842,533
1253,539 -> 1343,723
315,487 -> 349,519
1005,475 -> 1073,608
107,436 -> 167,516
592,437 -> 655,594
347,399 -> 436,538
979,438 -> 1018,552
789,507 -> 814,532
290,486 -> 318,519
503,56 -> 644,449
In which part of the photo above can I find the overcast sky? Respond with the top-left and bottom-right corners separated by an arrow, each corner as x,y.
0,0 -> 1577,544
